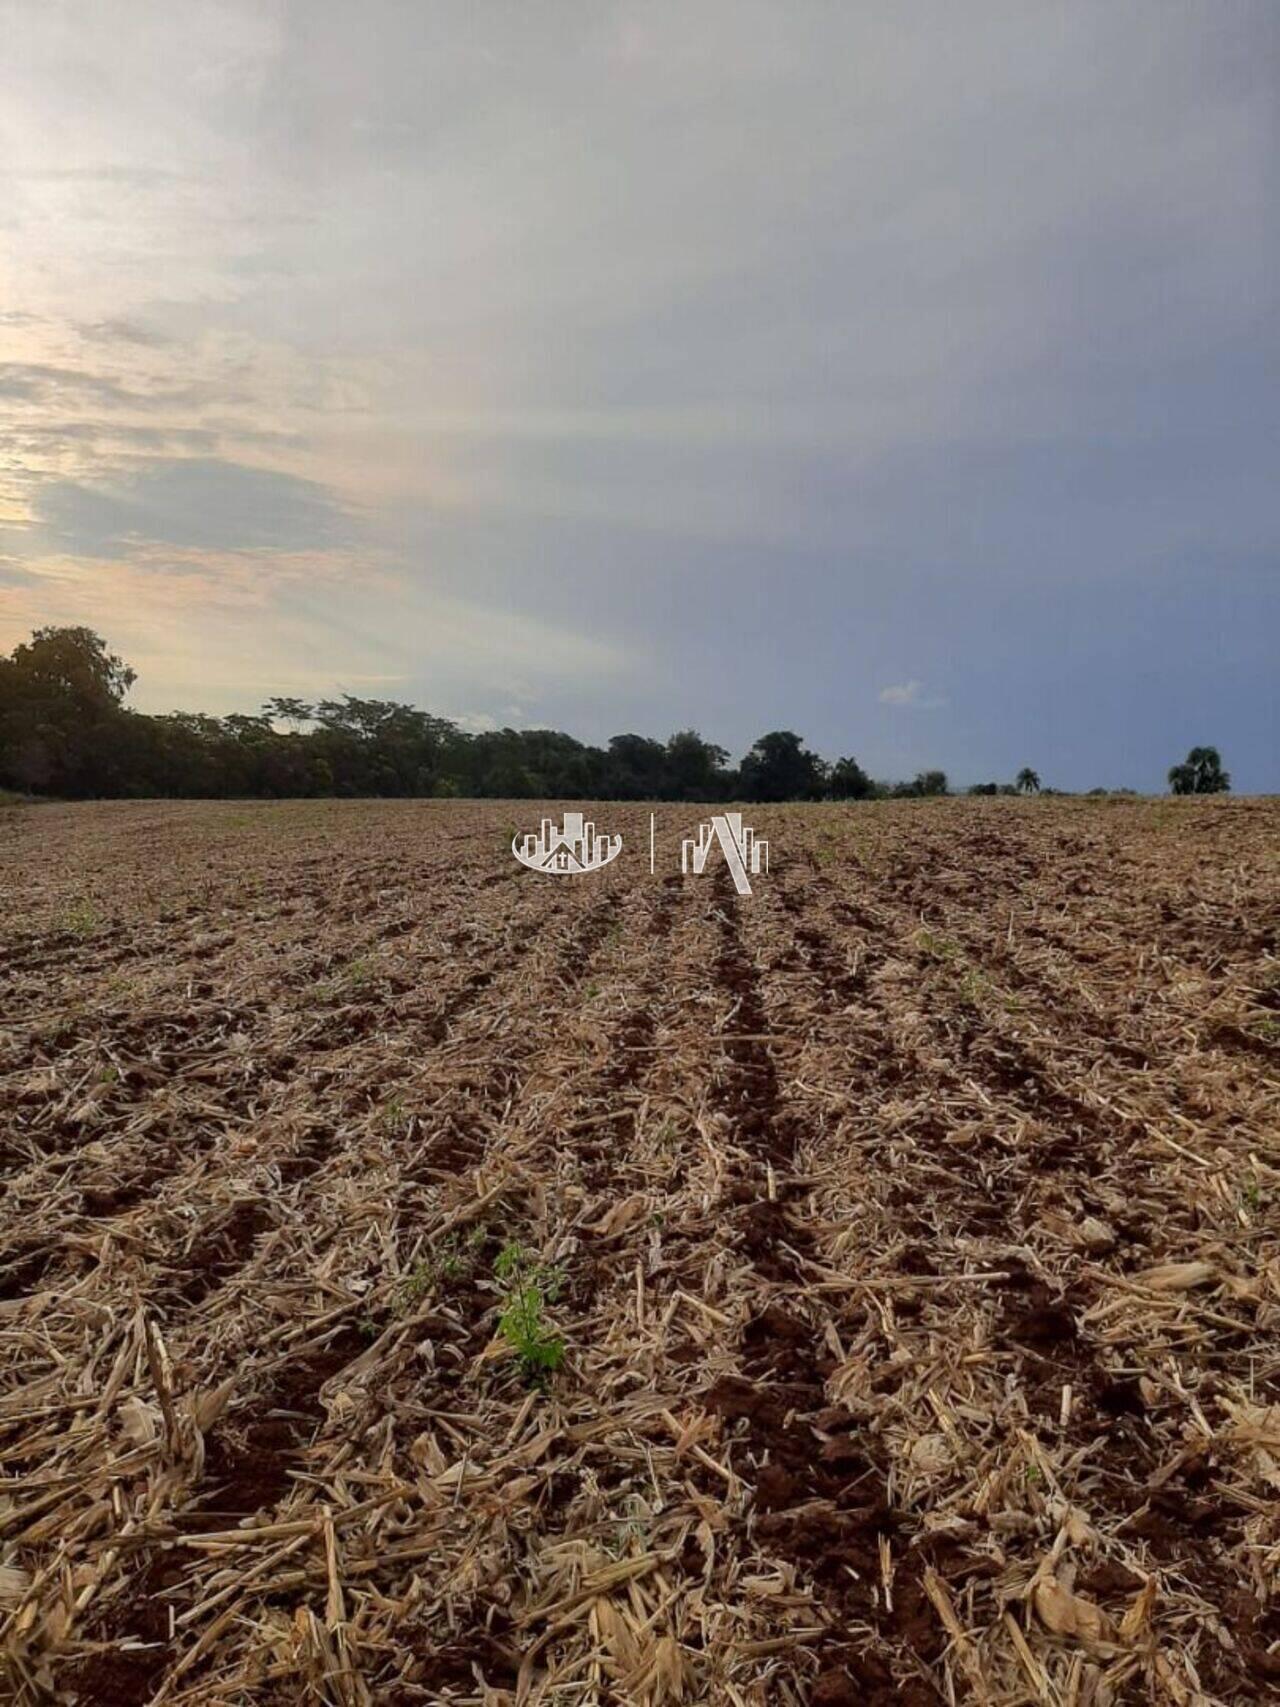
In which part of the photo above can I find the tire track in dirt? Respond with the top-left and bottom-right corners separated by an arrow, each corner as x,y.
701,863 -> 946,1706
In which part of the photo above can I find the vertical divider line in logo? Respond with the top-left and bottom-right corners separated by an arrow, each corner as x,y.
649,812 -> 655,875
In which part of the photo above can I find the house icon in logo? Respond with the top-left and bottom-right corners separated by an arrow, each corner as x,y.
512,812 -> 623,874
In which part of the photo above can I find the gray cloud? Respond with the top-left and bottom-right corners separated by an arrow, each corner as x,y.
0,557 -> 40,587
13,422 -> 301,455
79,318 -> 174,348
1,2 -> 1277,787
879,682 -> 947,711
34,458 -> 354,556
0,362 -> 197,409
0,363 -> 139,406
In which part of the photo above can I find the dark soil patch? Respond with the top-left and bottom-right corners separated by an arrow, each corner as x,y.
170,1200 -> 274,1307
197,1325 -> 367,1519
59,1547 -> 193,1705
704,871 -> 948,1701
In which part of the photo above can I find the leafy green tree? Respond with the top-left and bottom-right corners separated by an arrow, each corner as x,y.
263,696 -> 313,731
603,734 -> 668,799
1016,767 -> 1041,794
1168,747 -> 1230,795
310,696 -> 457,795
664,730 -> 730,801
8,625 -> 135,709
829,755 -> 872,799
0,626 -> 136,795
223,713 -> 274,743
739,730 -> 828,802
0,623 -> 1013,807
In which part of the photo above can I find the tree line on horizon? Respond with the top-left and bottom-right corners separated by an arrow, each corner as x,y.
0,626 -> 1231,803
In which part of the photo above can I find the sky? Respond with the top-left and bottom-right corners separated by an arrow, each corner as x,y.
1,1 -> 1276,790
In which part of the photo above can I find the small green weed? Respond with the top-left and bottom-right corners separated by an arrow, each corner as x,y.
61,898 -> 100,936
397,1259 -> 436,1310
394,1227 -> 487,1313
495,1241 -> 565,1383
915,928 -> 959,962
318,956 -> 377,998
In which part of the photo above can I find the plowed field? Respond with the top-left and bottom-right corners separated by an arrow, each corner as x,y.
1,797 -> 1277,1705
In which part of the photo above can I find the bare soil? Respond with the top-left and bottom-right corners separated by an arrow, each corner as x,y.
0,796 -> 1276,1703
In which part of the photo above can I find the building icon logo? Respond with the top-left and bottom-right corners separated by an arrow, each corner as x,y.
512,812 -> 623,875
682,812 -> 768,896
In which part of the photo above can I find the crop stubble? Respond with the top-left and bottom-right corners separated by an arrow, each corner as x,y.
0,796 -> 1276,1704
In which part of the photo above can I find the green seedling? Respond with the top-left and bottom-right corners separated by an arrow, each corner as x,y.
915,928 -> 959,962
813,827 -> 847,868
434,1227 -> 484,1283
394,1228 -> 488,1313
62,898 -> 99,936
317,955 -> 377,998
958,967 -> 992,1008
495,1241 -> 565,1383
398,1259 -> 436,1309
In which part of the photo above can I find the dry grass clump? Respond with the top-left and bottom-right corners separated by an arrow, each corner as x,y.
0,796 -> 1275,1703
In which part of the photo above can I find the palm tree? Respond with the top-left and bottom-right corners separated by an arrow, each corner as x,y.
1168,746 -> 1230,795
1016,768 -> 1041,794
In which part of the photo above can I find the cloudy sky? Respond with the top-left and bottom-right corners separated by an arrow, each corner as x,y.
1,1 -> 1276,788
